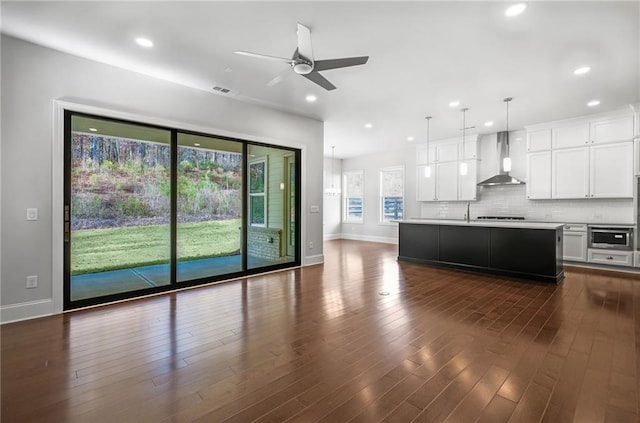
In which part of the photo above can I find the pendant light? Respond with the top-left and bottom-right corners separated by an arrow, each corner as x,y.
424,116 -> 432,178
459,108 -> 469,176
502,97 -> 513,172
325,145 -> 341,196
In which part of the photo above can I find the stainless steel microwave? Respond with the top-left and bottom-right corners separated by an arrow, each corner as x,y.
589,226 -> 634,251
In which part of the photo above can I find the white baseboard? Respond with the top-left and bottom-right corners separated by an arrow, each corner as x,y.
323,233 -> 342,241
1,299 -> 55,324
304,254 -> 324,266
339,233 -> 398,245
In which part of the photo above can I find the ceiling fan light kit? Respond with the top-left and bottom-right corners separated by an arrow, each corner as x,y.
235,23 -> 369,91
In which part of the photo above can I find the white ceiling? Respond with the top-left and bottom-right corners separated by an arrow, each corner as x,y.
2,1 -> 639,158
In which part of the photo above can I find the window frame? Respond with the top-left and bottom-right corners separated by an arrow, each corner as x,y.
379,165 -> 404,225
343,170 -> 364,224
249,156 -> 268,227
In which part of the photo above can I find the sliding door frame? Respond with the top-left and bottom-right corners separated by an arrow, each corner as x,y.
61,106 -> 302,311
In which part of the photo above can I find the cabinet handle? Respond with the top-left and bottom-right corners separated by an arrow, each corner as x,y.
606,256 -> 614,260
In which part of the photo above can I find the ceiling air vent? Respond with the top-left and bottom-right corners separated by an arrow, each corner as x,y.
211,85 -> 238,97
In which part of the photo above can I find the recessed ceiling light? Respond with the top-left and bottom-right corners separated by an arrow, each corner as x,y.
484,121 -> 494,127
505,3 -> 527,17
89,128 -> 97,132
407,136 -> 415,142
587,100 -> 600,107
135,37 -> 153,48
573,66 -> 591,76
194,143 -> 201,147
448,100 -> 460,108
364,123 -> 373,129
305,94 -> 317,102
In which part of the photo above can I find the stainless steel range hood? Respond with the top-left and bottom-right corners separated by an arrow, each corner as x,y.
477,131 -> 525,186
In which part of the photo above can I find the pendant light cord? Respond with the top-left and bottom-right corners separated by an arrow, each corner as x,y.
425,116 -> 432,164
504,97 -> 512,156
461,108 -> 468,158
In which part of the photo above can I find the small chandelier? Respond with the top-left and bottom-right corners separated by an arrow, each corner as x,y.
325,145 -> 341,196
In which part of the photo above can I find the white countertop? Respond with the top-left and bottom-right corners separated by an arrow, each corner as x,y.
400,218 -> 564,230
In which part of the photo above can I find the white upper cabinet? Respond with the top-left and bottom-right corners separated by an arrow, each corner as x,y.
458,160 -> 477,201
459,138 -> 478,160
526,109 -> 635,200
527,129 -> 552,152
552,123 -> 590,149
590,115 -> 634,144
415,135 -> 479,202
436,162 -> 459,201
635,138 -> 640,176
589,141 -> 634,198
416,145 -> 437,165
416,165 -> 436,201
436,142 -> 459,162
552,147 -> 589,199
526,151 -> 551,199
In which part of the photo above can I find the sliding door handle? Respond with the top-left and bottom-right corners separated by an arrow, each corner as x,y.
64,205 -> 70,243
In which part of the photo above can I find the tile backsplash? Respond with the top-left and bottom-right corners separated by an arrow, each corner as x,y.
419,184 -> 635,224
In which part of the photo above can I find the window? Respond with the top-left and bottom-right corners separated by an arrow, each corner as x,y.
249,158 -> 267,226
380,166 -> 404,223
343,170 -> 364,223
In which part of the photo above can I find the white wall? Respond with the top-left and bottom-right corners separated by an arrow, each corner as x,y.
0,35 -> 324,322
340,145 -> 417,244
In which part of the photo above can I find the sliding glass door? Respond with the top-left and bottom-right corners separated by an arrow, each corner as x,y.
176,134 -> 243,282
67,115 -> 172,302
64,111 -> 300,309
247,145 -> 298,269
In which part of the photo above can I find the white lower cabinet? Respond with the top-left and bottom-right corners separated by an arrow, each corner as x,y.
635,252 -> 640,268
587,249 -> 633,267
563,226 -> 587,262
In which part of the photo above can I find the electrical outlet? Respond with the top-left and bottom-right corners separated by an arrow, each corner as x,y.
26,275 -> 38,289
309,241 -> 314,249
26,208 -> 38,221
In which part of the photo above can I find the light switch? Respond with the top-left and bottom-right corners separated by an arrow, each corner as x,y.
26,208 -> 38,221
310,205 -> 319,213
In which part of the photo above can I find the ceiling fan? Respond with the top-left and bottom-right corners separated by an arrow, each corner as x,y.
234,23 -> 369,91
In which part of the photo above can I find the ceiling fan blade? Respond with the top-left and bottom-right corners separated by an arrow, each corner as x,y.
302,71 -> 336,91
296,23 -> 314,61
314,56 -> 369,72
234,51 -> 294,65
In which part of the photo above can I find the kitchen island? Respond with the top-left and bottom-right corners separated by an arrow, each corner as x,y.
398,219 -> 564,283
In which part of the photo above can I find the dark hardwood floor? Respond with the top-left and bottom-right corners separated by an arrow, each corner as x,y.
2,239 -> 639,422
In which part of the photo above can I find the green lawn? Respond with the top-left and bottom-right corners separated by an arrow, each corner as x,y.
71,219 -> 241,275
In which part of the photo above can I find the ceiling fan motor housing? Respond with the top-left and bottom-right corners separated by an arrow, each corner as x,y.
293,61 -> 313,75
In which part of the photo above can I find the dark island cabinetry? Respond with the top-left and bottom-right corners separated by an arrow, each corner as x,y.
398,221 -> 564,283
